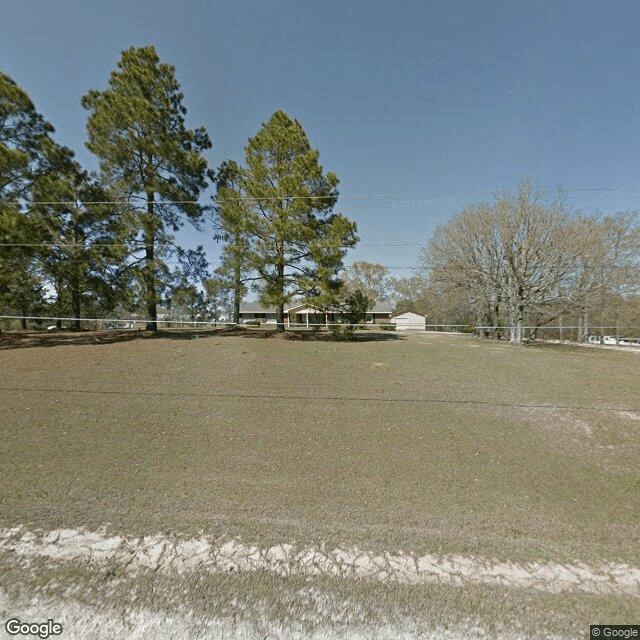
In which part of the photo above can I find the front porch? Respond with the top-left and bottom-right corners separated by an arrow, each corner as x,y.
238,301 -> 393,326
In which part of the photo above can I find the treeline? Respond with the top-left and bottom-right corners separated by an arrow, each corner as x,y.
3,48 -> 638,341
325,187 -> 640,344
395,183 -> 640,344
1,46 -> 358,332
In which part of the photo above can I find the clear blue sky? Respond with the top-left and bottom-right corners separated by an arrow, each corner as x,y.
3,0 -> 640,278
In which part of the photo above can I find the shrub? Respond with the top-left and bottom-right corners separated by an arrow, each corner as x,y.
329,325 -> 355,341
380,324 -> 396,331
245,320 -> 261,327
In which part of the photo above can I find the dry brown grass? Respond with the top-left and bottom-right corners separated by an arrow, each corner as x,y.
0,328 -> 638,637
1,328 -> 638,562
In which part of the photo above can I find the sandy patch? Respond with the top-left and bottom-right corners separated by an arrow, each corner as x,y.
0,588 -> 556,640
617,410 -> 640,421
1,527 -> 637,597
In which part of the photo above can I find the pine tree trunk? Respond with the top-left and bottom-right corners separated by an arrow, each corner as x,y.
275,245 -> 285,332
71,217 -> 81,331
276,304 -> 285,332
233,263 -> 241,324
144,193 -> 158,331
508,283 -> 524,344
493,298 -> 501,338
71,282 -> 81,331
145,230 -> 157,331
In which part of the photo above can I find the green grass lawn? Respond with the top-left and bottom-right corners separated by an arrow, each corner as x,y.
1,328 -> 638,565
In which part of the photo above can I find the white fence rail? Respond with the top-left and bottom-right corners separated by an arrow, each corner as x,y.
2,315 -> 640,336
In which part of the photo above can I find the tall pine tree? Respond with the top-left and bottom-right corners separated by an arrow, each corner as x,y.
32,160 -> 127,329
81,45 -> 212,330
0,71 -> 75,327
232,110 -> 358,331
213,160 -> 252,324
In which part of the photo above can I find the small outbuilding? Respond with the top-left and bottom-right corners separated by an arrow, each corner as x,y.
390,311 -> 426,330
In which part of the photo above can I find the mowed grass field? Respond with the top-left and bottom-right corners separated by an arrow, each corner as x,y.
1,328 -> 639,563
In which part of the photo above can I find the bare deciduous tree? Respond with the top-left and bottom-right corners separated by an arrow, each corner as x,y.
341,261 -> 393,303
564,211 -> 640,340
423,183 -> 585,343
423,202 -> 503,336
492,185 -> 582,343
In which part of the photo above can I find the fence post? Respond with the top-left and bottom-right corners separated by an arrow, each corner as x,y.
559,317 -> 563,344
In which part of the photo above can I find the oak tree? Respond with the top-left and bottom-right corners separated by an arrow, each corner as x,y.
425,183 -> 580,343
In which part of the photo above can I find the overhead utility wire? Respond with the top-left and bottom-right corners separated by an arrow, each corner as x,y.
23,186 -> 618,207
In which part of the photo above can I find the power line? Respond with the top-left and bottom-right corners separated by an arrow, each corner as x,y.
0,384 -> 637,414
359,242 -> 424,246
0,242 -> 425,249
18,185 -> 620,207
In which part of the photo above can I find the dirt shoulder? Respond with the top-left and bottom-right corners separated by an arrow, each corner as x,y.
2,526 -> 638,596
2,526 -> 637,640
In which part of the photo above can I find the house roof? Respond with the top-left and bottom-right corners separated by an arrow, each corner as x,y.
370,302 -> 393,314
240,300 -> 394,314
390,311 -> 425,320
239,302 -> 276,314
238,301 -> 310,313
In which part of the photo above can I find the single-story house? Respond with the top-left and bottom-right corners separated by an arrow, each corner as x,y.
390,311 -> 426,330
365,302 -> 393,324
238,301 -> 393,326
236,302 -> 278,324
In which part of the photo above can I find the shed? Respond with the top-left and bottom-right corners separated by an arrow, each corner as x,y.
391,311 -> 425,330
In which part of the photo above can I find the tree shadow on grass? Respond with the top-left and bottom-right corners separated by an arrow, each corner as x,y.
204,326 -> 403,341
280,329 -> 403,342
0,326 -> 403,350
0,328 -> 214,350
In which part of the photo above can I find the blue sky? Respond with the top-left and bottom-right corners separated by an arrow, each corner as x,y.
3,0 -> 640,278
